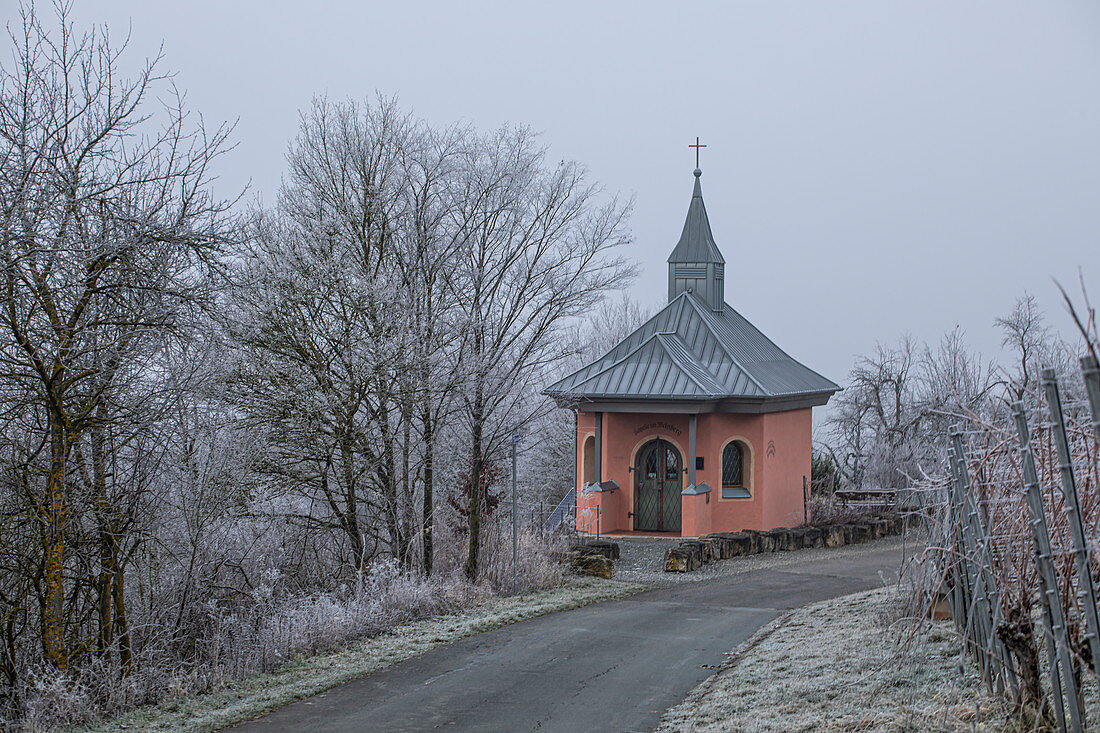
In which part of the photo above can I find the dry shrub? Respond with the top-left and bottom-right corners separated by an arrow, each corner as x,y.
432,512 -> 567,594
801,490 -> 898,528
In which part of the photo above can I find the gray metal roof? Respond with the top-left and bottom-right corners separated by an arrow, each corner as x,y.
667,171 -> 724,264
546,164 -> 838,412
544,290 -> 839,406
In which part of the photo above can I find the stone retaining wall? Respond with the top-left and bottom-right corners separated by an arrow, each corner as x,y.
663,515 -> 909,572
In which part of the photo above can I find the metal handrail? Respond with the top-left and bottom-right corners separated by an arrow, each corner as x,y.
543,486 -> 577,533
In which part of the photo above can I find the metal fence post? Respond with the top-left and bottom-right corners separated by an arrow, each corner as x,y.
803,475 -> 809,525
946,439 -> 979,658
1041,368 -> 1100,678
1083,355 -> 1100,441
948,433 -> 1000,691
1013,402 -> 1085,733
943,441 -> 970,645
950,430 -> 1019,697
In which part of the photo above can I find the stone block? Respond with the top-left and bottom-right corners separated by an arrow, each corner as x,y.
743,529 -> 775,553
572,540 -> 620,560
801,527 -> 824,548
680,540 -> 714,564
704,532 -> 750,559
572,553 -> 615,579
664,546 -> 701,572
700,537 -> 725,560
847,523 -> 872,544
727,533 -> 754,556
768,528 -> 796,551
822,525 -> 846,547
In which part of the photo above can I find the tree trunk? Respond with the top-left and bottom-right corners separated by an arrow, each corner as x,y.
111,560 -> 132,674
422,405 -> 434,576
996,607 -> 1043,719
1,603 -> 18,700
376,401 -> 403,565
464,383 -> 484,580
399,409 -> 412,569
339,435 -> 366,572
91,421 -> 113,658
41,413 -> 68,670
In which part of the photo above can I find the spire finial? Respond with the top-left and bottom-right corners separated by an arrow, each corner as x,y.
688,136 -> 707,171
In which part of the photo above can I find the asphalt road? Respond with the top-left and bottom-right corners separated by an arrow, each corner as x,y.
230,541 -> 905,733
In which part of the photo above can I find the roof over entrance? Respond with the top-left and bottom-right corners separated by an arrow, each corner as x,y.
544,164 -> 839,413
544,290 -> 839,412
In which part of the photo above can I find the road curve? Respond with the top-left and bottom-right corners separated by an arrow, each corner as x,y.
229,540 -> 905,733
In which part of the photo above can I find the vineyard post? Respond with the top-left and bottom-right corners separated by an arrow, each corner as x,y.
953,431 -> 1019,696
944,440 -> 971,642
949,431 -> 1001,692
947,438 -> 984,678
1013,402 -> 1084,733
1041,368 -> 1100,677
1082,356 -> 1100,440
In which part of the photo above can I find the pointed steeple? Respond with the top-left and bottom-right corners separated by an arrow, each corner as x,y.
668,168 -> 725,313
668,169 -> 724,265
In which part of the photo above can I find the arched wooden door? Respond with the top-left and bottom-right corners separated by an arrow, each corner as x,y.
634,439 -> 682,532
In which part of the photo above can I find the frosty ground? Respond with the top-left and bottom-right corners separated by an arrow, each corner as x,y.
657,587 -> 1016,733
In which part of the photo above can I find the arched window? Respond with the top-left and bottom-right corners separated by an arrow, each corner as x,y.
722,441 -> 751,499
582,435 -> 595,486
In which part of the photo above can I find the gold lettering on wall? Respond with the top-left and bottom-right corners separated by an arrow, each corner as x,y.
632,421 -> 683,436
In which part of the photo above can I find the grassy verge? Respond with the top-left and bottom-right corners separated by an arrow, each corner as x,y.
657,587 -> 1015,732
70,577 -> 644,733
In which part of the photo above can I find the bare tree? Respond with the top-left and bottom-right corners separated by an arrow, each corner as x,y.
995,294 -> 1051,400
828,337 -> 921,488
449,127 -> 635,579
0,2 -> 234,670
0,12 -> 634,726
228,96 -> 426,572
394,125 -> 470,574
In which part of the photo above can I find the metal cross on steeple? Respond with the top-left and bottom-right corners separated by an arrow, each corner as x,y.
688,136 -> 707,169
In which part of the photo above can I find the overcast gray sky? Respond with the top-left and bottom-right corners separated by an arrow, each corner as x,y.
50,1 -> 1100,386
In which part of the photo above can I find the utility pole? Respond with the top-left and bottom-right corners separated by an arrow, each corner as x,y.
512,433 -> 519,594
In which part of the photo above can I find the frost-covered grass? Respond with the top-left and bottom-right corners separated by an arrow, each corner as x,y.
68,577 -> 641,733
657,588 -> 1017,732
7,529 -> 577,731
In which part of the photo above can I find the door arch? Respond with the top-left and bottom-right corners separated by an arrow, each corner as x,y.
634,438 -> 682,532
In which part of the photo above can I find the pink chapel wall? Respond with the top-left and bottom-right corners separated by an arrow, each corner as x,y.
574,407 -> 813,536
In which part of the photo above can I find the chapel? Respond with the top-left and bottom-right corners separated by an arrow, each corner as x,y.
543,160 -> 839,536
